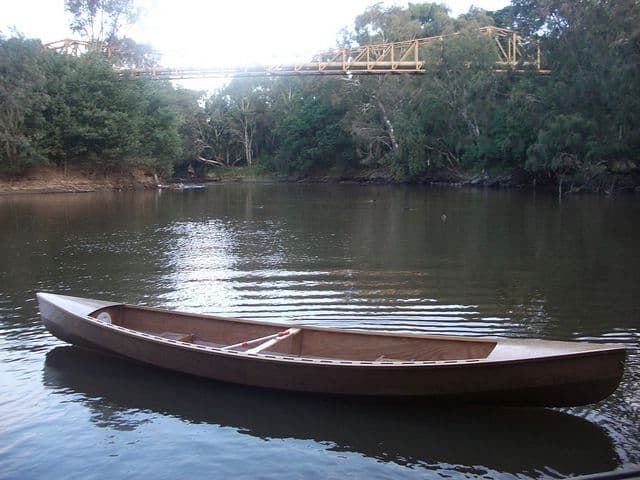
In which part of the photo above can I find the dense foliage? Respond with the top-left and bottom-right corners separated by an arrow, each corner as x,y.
1,0 -> 639,190
186,0 -> 640,189
0,36 -> 185,175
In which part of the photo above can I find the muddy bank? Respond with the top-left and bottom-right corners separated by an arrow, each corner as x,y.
3,165 -> 639,195
0,166 -> 159,194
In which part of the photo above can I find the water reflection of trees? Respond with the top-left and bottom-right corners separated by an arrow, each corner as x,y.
0,191 -> 172,328
44,346 -> 619,477
3,185 -> 637,474
2,185 -> 638,341
152,184 -> 640,341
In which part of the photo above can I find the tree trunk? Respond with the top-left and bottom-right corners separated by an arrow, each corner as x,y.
558,178 -> 563,198
377,102 -> 399,151
461,106 -> 480,140
243,123 -> 253,166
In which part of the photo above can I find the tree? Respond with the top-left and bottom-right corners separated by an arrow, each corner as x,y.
0,36 -> 48,173
275,85 -> 355,173
221,80 -> 275,167
108,37 -> 160,68
172,88 -> 208,173
131,79 -> 182,175
65,0 -> 138,44
504,0 -> 640,184
342,77 -> 396,167
35,49 -> 182,176
353,2 -> 454,45
228,95 -> 256,166
202,95 -> 234,165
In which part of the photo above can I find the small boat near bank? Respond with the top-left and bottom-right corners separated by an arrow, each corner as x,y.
36,292 -> 626,407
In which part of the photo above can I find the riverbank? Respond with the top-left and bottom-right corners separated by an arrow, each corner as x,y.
211,166 -> 640,195
2,164 -> 639,195
0,165 -> 160,194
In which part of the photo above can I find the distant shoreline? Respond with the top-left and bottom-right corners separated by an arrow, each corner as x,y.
206,167 -> 640,195
2,165 -> 639,195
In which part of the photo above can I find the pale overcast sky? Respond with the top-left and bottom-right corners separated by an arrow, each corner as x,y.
1,0 -> 509,88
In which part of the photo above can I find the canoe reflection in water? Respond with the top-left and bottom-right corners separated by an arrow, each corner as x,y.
43,346 -> 620,477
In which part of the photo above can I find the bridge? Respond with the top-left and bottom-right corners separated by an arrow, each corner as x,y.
44,26 -> 546,80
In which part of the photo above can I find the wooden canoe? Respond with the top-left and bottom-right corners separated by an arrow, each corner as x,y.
36,292 -> 626,407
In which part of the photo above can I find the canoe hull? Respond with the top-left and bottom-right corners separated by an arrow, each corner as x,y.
38,293 -> 626,407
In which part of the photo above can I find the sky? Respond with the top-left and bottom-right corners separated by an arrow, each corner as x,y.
1,0 -> 510,88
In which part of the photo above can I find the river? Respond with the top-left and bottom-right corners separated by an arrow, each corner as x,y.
0,183 -> 638,479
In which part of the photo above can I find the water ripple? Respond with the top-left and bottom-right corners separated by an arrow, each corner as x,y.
2,185 -> 639,479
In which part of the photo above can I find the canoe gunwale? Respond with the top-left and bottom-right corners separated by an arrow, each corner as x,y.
38,292 -> 626,368
52,308 -> 492,368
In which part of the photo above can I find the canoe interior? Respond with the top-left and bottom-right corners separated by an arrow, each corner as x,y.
91,305 -> 497,362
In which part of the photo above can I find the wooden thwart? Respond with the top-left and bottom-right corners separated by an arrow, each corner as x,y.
247,328 -> 301,354
160,332 -> 195,343
222,328 -> 301,353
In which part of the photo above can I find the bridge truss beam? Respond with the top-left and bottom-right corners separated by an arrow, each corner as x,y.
45,26 -> 547,80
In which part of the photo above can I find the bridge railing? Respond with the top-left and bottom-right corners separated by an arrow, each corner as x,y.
44,26 -> 547,80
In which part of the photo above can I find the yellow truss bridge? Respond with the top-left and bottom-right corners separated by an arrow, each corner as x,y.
44,26 -> 546,80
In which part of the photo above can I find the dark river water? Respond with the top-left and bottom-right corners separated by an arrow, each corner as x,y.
1,183 -> 638,479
